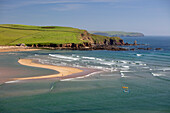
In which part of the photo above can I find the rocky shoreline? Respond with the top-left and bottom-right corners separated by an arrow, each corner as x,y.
8,30 -> 161,51
32,42 -> 162,51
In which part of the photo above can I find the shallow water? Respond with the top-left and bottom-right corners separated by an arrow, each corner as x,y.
0,36 -> 170,113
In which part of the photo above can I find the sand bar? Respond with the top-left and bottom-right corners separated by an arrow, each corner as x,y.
15,59 -> 83,81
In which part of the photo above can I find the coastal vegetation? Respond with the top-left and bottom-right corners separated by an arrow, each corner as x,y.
0,24 -> 122,48
90,31 -> 144,37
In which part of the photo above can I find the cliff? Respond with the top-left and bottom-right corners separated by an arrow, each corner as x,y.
0,24 -> 125,50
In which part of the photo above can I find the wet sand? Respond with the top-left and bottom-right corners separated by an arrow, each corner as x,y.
15,58 -> 101,81
15,59 -> 84,81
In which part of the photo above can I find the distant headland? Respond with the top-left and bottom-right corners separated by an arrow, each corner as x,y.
0,24 -> 158,52
0,24 -> 127,51
89,31 -> 144,37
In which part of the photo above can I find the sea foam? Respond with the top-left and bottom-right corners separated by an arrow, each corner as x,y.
5,80 -> 20,84
49,54 -> 79,60
61,71 -> 103,81
136,54 -> 142,56
82,56 -> 96,60
151,73 -> 164,76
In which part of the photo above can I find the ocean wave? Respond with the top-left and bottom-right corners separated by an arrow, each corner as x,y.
96,58 -> 104,61
122,66 -> 129,68
5,80 -> 20,84
88,66 -> 103,69
72,54 -> 80,58
120,71 -> 134,73
61,71 -> 103,81
35,54 -> 39,56
142,67 -> 149,69
120,72 -> 129,77
98,61 -> 115,66
136,54 -> 142,56
119,60 -> 128,64
134,61 -> 144,65
49,54 -> 79,61
100,74 -> 114,76
60,78 -> 76,81
139,63 -> 147,66
151,73 -> 165,76
82,56 -> 96,60
157,68 -> 170,71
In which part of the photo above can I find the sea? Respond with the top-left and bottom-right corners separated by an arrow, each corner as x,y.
0,36 -> 170,113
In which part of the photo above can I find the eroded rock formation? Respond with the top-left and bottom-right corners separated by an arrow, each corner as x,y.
25,31 -> 152,51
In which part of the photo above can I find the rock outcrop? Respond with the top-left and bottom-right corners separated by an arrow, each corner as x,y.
25,31 -> 155,51
80,31 -> 94,44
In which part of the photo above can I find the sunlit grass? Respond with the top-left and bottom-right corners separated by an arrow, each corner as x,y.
0,24 -> 121,46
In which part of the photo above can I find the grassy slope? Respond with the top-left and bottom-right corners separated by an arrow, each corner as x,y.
90,31 -> 144,37
0,24 -> 121,46
103,31 -> 143,36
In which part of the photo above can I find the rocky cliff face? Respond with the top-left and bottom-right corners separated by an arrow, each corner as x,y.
29,31 -> 127,51
80,31 -> 94,44
26,31 -> 160,51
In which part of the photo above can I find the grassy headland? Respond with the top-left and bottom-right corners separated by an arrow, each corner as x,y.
0,24 -> 85,45
90,31 -> 144,37
0,24 -> 123,50
0,24 -> 121,45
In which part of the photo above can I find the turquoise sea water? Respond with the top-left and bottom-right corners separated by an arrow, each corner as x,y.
0,36 -> 170,113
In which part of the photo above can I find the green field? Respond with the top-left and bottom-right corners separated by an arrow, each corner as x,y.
90,31 -> 144,37
0,24 -> 121,46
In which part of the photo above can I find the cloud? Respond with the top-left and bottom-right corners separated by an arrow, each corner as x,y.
30,0 -> 119,4
52,3 -> 84,11
0,0 -> 127,11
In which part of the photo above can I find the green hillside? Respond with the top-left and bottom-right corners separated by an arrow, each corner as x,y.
91,34 -> 121,43
90,31 -> 144,37
0,24 -> 122,46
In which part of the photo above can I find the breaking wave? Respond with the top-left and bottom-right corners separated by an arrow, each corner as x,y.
49,54 -> 79,61
151,73 -> 165,76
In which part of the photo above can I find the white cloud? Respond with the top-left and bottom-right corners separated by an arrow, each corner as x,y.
31,0 -> 119,4
0,0 -> 129,11
52,3 -> 84,11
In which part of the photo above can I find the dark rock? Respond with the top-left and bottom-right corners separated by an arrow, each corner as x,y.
155,48 -> 162,50
36,44 -> 38,48
130,48 -> 135,51
119,40 -> 125,45
80,31 -> 94,44
146,48 -> 152,50
138,48 -> 145,50
16,43 -> 25,46
134,40 -> 137,45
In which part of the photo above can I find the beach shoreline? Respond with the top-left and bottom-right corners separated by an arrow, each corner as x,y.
16,59 -> 83,81
12,59 -> 101,82
0,46 -> 40,52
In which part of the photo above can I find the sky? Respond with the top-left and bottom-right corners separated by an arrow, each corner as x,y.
0,0 -> 170,36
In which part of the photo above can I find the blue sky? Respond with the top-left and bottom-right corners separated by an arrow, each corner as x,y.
0,0 -> 170,36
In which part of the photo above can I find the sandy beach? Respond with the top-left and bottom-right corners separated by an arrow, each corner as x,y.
15,59 -> 84,81
0,46 -> 40,52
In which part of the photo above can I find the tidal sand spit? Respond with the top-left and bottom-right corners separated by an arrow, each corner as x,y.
16,59 -> 83,81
